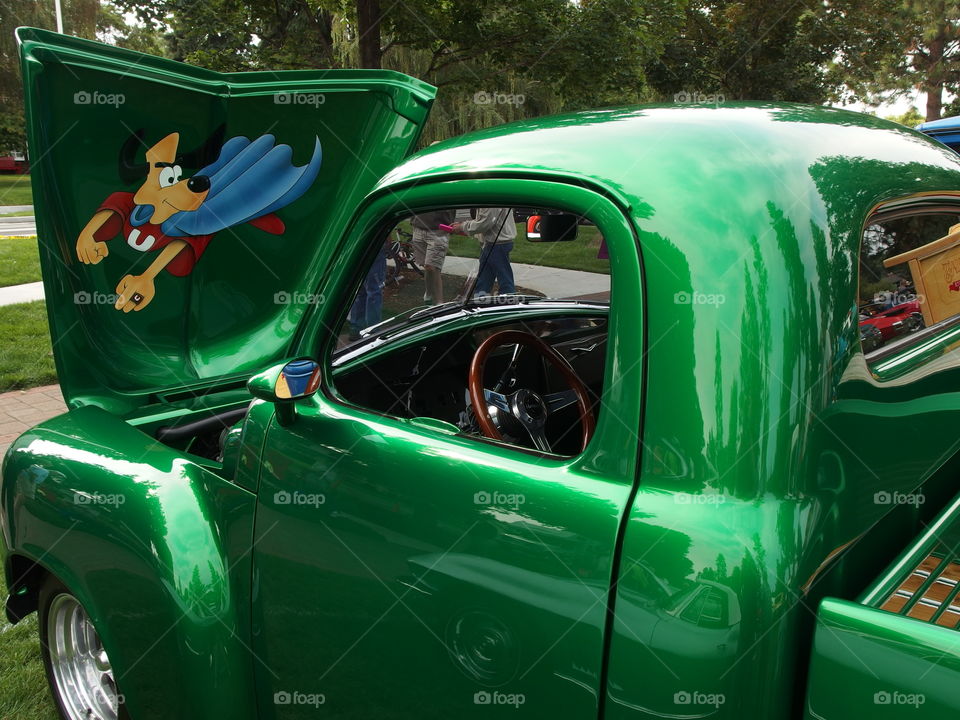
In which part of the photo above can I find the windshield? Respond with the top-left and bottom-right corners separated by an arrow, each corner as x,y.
337,206 -> 611,348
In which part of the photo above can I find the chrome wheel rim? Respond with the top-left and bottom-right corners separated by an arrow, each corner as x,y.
47,593 -> 120,720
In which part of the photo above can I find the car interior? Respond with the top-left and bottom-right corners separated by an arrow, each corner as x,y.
335,315 -> 608,456
330,206 -> 612,456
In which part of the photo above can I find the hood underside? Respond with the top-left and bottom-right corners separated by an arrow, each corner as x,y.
17,27 -> 435,415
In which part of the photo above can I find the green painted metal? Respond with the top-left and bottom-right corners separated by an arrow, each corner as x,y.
1,406 -> 258,720
17,27 -> 435,415
6,29 -> 960,720
370,104 -> 960,716
251,180 -> 642,718
803,493 -> 960,720
805,599 -> 959,719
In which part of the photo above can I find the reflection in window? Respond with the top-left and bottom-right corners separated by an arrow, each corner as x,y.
331,206 -> 612,457
339,208 -> 611,347
859,212 -> 960,364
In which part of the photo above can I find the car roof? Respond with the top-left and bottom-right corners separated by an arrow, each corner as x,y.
376,103 -> 960,278
918,116 -> 960,132
379,103 -> 960,205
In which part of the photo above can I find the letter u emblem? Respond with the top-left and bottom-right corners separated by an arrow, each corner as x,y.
127,228 -> 156,251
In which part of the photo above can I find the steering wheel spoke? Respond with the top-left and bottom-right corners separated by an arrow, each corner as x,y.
519,419 -> 552,453
544,389 -> 579,415
469,330 -> 596,454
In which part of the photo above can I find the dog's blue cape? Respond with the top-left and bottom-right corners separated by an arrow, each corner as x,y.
161,134 -> 322,237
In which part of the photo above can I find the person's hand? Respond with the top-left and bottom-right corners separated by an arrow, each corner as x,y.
114,273 -> 156,312
76,231 -> 109,264
450,222 -> 467,236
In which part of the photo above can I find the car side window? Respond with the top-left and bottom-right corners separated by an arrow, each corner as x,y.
328,206 -> 612,457
859,209 -> 960,374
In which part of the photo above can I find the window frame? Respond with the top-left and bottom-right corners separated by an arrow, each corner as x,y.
297,177 -> 644,473
859,193 -> 960,380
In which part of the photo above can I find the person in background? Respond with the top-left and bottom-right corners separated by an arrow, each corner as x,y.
411,210 -> 456,304
348,245 -> 387,340
452,207 -> 516,296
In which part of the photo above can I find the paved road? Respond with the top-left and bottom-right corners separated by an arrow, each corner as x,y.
0,215 -> 37,236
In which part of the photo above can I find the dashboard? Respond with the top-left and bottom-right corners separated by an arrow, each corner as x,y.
334,315 -> 608,455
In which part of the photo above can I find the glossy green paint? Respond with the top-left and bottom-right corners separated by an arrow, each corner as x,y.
805,598 -> 959,718
803,492 -> 960,719
251,180 -> 643,718
1,406 -> 258,720
369,105 -> 960,717
17,27 -> 434,415
7,35 -> 960,718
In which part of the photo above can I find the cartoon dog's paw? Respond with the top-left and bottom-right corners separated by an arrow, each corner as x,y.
76,234 -> 109,264
114,274 -> 155,313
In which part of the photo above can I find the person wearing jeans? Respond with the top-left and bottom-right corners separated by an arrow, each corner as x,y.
348,246 -> 386,339
453,207 -> 516,296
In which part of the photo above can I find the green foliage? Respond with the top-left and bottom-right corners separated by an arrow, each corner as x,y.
108,0 -> 688,142
829,0 -> 960,120
0,1 -> 163,154
885,107 -> 925,127
5,0 -> 960,145
646,0 -> 842,103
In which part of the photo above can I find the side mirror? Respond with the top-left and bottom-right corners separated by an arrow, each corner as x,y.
248,358 -> 321,425
532,213 -> 579,243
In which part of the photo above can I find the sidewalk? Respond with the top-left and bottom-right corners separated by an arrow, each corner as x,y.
442,256 -> 609,297
0,385 -> 66,455
0,281 -> 44,306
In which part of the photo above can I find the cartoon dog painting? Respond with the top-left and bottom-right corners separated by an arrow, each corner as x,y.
76,127 -> 322,312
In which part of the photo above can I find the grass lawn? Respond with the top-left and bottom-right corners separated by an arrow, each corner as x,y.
0,211 -> 33,218
0,175 -> 33,207
0,238 -> 41,287
0,301 -> 57,392
448,223 -> 611,274
0,573 -> 59,720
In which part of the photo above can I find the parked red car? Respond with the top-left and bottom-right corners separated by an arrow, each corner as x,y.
859,299 -> 924,341
0,154 -> 30,174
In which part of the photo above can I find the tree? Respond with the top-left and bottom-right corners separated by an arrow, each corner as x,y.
829,0 -> 960,121
645,0 -> 841,103
0,0 -> 100,154
112,0 -> 687,141
885,106 -> 924,127
0,1 -> 165,155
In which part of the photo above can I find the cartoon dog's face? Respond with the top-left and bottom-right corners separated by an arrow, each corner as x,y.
133,133 -> 211,225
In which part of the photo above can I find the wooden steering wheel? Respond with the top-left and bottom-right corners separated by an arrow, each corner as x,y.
468,330 -> 596,453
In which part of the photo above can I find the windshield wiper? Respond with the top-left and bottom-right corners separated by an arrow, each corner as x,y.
354,295 -> 604,343
357,302 -> 462,340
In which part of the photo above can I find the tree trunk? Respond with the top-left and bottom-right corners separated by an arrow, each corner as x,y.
925,31 -> 945,121
356,0 -> 382,69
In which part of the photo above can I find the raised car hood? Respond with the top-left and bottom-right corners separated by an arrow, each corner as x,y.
17,27 -> 435,414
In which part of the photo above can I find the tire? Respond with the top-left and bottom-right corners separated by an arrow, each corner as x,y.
38,576 -> 130,720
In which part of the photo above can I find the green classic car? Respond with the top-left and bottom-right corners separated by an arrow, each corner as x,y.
7,26 -> 960,720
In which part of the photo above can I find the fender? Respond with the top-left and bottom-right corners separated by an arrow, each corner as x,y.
0,406 -> 257,720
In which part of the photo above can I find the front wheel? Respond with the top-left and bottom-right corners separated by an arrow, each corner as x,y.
39,576 -> 129,720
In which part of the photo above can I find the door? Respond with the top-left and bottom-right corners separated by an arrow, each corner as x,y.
250,179 -> 644,718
